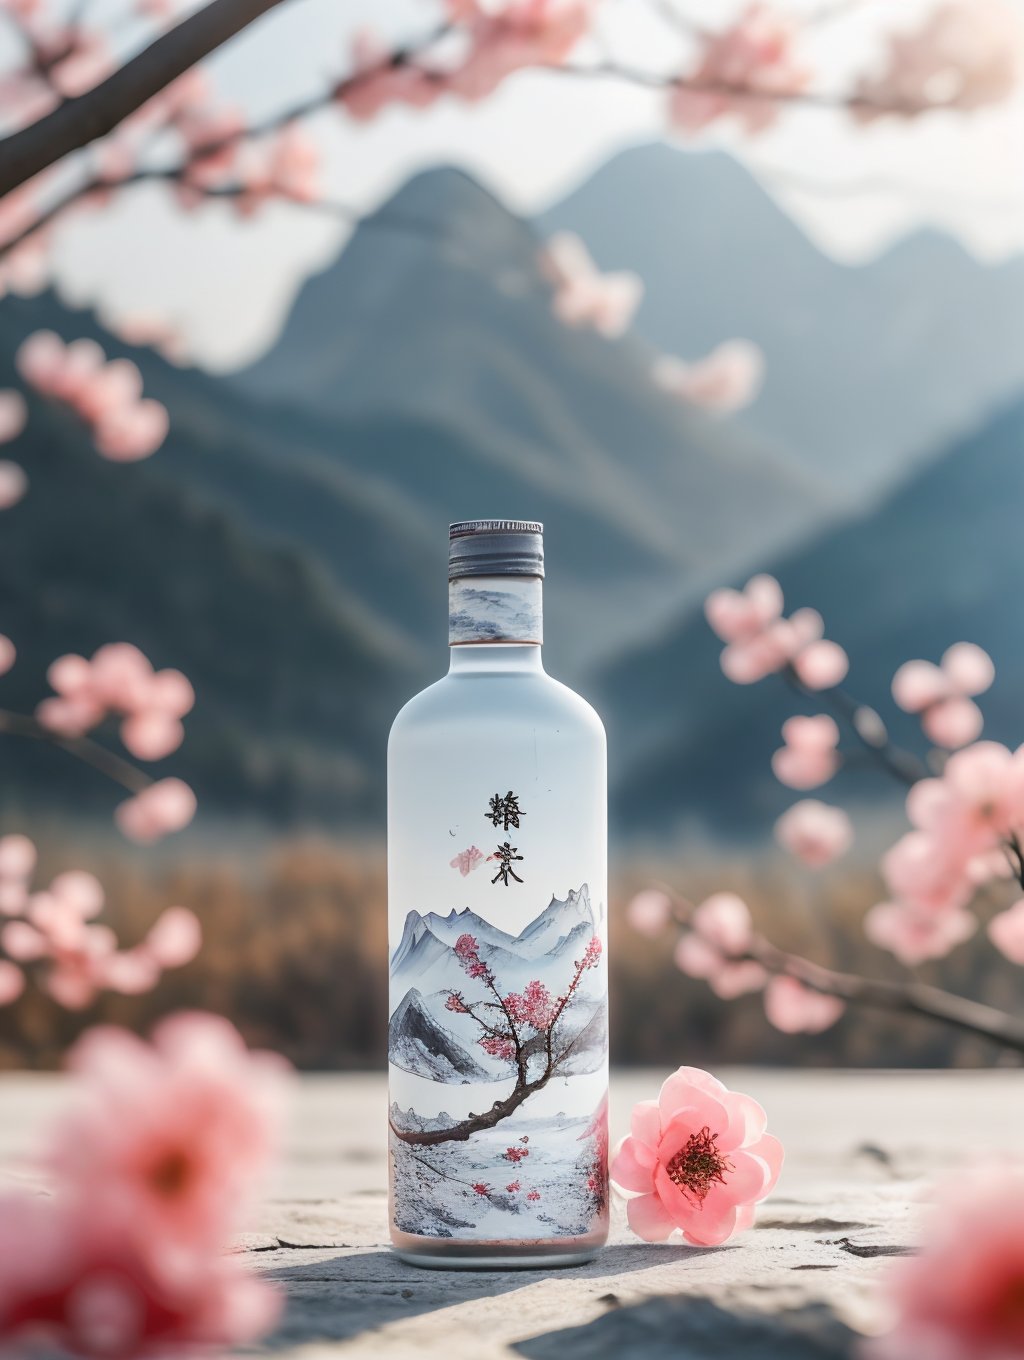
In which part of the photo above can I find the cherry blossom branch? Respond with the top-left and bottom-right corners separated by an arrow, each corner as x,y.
664,888 -> 1024,1054
0,707 -> 153,794
0,0 -> 290,199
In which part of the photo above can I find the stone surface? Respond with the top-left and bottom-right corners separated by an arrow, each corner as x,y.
1,1069 -> 1021,1357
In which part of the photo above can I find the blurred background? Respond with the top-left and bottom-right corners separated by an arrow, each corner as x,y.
1,0 -> 1022,1070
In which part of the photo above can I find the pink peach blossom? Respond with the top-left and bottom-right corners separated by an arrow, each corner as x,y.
0,635 -> 15,677
771,714 -> 841,790
145,906 -> 202,968
0,959 -> 24,1004
763,975 -> 845,1033
653,340 -> 765,413
674,894 -> 768,999
94,397 -> 169,461
611,1066 -> 783,1245
115,778 -> 197,843
907,742 -> 1024,864
0,1190 -> 282,1357
338,29 -> 442,121
268,123 -> 321,203
51,1013 -> 291,1257
120,710 -> 185,760
626,888 -> 673,936
856,0 -> 1024,122
542,232 -> 643,339
0,388 -> 26,443
881,831 -> 973,916
705,576 -> 847,689
860,1167 -> 1024,1360
669,4 -> 810,137
865,900 -> 976,966
0,459 -> 27,508
893,644 -> 994,748
774,799 -> 853,868
450,845 -> 486,876
987,899 -> 1024,965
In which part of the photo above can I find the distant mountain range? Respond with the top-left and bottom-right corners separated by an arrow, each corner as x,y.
541,145 -> 1024,499
389,885 -> 604,1083
1,148 -> 1022,834
599,389 -> 1024,837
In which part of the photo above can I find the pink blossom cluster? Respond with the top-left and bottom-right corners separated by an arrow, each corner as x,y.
445,990 -> 470,1014
866,741 -> 1024,966
856,0 -> 1024,121
478,1034 -> 517,1061
673,893 -> 767,1001
504,978 -> 555,1031
892,643 -> 994,750
541,232 -> 643,339
454,931 -> 495,984
38,641 -> 195,761
653,340 -> 765,414
611,1066 -> 783,1245
667,890 -> 847,1033
471,1181 -> 490,1196
449,844 -> 486,876
772,714 -> 841,790
116,778 -> 198,844
670,3 -> 810,136
578,935 -> 602,970
705,575 -> 849,689
0,839 -> 201,1009
16,331 -> 169,461
0,389 -> 28,510
0,12 -> 113,132
338,1 -> 594,120
502,1144 -> 529,1163
774,799 -> 853,869
861,1168 -> 1024,1360
0,1013 -> 290,1358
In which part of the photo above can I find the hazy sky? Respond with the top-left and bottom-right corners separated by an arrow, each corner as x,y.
9,0 -> 1024,368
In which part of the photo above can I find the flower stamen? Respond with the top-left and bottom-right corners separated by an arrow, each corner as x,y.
665,1125 -> 732,1206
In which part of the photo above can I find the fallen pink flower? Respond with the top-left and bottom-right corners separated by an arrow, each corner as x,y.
860,1166 -> 1024,1360
611,1066 -> 783,1246
0,1187 -> 281,1359
763,975 -> 845,1034
50,1013 -> 291,1258
774,799 -> 853,868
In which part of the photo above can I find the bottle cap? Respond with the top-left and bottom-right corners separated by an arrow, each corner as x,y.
448,520 -> 544,580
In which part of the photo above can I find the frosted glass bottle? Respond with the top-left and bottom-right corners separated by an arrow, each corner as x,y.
387,521 -> 609,1269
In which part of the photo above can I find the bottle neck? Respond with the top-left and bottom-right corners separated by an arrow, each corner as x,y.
448,574 -> 543,648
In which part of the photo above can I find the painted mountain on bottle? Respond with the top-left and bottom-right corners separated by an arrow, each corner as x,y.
389,884 -> 605,1083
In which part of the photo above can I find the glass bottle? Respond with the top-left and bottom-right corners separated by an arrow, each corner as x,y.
388,520 -> 609,1268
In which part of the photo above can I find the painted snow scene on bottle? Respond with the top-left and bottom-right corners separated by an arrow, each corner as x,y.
388,883 -> 609,1240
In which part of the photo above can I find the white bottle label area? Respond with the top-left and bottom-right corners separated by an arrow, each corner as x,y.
388,752 -> 608,1243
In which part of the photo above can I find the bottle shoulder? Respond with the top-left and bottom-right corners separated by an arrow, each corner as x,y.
388,664 -> 605,748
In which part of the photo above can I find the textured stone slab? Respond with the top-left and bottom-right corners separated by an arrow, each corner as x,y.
1,1069 -> 1021,1357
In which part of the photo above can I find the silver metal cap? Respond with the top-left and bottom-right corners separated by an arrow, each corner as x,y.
448,520 -> 544,580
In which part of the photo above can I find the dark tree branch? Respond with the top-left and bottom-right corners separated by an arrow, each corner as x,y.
0,708 -> 153,795
0,0 -> 290,199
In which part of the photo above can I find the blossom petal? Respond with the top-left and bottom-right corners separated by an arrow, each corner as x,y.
610,1136 -> 656,1195
626,1192 -> 677,1242
658,1066 -> 727,1119
630,1099 -> 661,1148
719,1091 -> 767,1151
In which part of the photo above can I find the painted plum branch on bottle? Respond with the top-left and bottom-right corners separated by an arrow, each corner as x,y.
390,930 -> 602,1147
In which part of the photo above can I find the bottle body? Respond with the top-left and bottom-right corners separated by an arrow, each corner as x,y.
387,646 -> 609,1267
